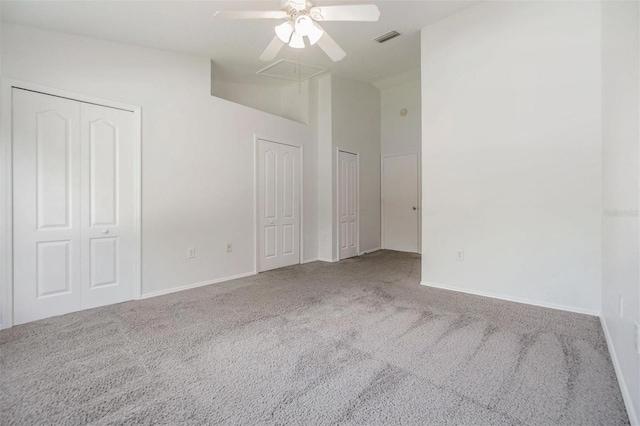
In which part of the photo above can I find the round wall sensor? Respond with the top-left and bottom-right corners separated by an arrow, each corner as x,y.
400,108 -> 408,117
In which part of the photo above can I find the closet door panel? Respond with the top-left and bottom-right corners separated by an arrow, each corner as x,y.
80,103 -> 136,309
13,89 -> 82,325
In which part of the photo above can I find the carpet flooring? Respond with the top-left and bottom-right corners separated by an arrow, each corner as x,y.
0,250 -> 630,425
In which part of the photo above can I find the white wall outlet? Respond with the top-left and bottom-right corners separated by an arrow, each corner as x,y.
456,249 -> 464,261
187,247 -> 195,259
226,243 -> 232,253
619,295 -> 624,318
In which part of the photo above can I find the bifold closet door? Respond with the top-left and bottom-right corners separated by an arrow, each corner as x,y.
13,89 -> 83,324
80,103 -> 136,310
258,140 -> 301,272
13,89 -> 136,325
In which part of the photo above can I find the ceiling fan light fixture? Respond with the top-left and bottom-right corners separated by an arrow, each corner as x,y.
275,21 -> 294,43
307,22 -> 324,45
289,31 -> 305,49
217,1 -> 381,62
294,14 -> 314,37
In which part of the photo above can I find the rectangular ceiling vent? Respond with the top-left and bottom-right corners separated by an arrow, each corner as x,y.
374,30 -> 401,43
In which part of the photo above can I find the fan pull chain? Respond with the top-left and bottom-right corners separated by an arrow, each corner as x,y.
298,50 -> 301,95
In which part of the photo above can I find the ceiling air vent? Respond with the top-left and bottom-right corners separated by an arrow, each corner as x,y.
374,30 -> 401,43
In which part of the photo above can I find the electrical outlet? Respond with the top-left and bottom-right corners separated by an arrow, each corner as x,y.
226,243 -> 232,253
187,247 -> 195,259
635,322 -> 640,356
456,249 -> 464,261
619,295 -> 624,318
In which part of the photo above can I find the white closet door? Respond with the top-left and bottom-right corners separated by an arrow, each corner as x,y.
80,103 -> 136,309
277,143 -> 301,269
258,139 -> 300,272
338,151 -> 358,260
13,89 -> 137,325
383,154 -> 419,253
13,89 -> 82,324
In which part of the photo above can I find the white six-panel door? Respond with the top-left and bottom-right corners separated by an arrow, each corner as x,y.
338,151 -> 358,260
383,153 -> 419,253
258,139 -> 301,272
80,103 -> 136,309
13,89 -> 136,324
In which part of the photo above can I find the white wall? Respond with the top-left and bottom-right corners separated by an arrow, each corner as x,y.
316,75 -> 334,261
421,1 -> 602,314
380,79 -> 421,253
381,79 -> 421,157
331,75 -> 381,256
315,74 -> 381,261
601,1 -> 640,423
211,76 -> 310,124
1,23 -> 318,299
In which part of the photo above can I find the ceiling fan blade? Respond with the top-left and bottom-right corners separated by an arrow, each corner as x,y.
214,10 -> 288,20
260,36 -> 286,61
316,32 -> 346,62
309,5 -> 380,22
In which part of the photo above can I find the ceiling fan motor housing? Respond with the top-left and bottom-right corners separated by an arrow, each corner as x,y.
282,0 -> 309,12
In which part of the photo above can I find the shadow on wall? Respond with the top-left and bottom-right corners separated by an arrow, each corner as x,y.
210,60 -> 311,124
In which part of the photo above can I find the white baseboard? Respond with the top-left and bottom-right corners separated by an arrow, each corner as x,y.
420,281 -> 601,317
359,247 -> 382,255
601,317 -> 639,426
302,257 -> 319,264
140,271 -> 257,299
317,249 -> 381,262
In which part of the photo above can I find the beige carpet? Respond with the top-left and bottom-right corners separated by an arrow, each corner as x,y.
0,250 -> 629,425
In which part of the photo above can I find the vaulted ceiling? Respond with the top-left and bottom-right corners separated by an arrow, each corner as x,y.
1,1 -> 478,85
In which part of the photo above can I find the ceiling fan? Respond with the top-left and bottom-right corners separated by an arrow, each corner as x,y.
214,0 -> 380,62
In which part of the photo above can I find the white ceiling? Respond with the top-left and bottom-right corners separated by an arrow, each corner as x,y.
1,0 -> 478,86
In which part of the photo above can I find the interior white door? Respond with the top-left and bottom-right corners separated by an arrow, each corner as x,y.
383,153 -> 419,253
258,139 -> 300,272
13,89 -> 136,325
80,103 -> 136,309
338,151 -> 358,260
13,89 -> 82,324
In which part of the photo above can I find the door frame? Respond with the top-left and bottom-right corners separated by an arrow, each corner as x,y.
253,135 -> 304,273
381,152 -> 421,253
335,148 -> 360,260
0,78 -> 143,329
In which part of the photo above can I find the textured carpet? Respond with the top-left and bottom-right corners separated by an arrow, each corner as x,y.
0,250 -> 629,425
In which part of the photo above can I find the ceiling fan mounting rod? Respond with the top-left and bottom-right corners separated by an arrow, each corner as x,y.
281,0 -> 312,13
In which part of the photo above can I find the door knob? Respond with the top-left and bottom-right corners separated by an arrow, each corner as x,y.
412,206 -> 417,211
102,229 -> 109,234
269,221 -> 275,225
